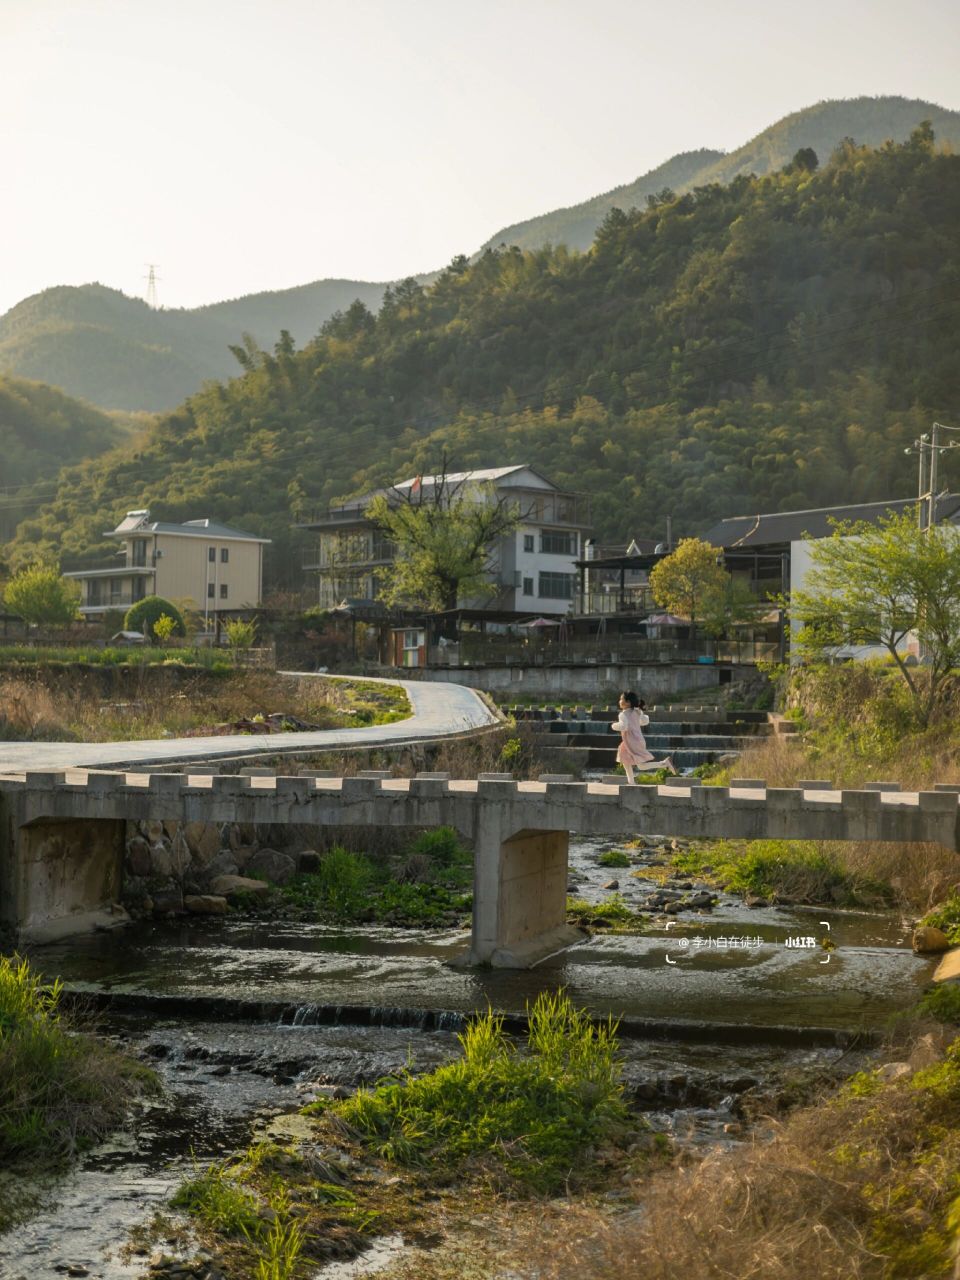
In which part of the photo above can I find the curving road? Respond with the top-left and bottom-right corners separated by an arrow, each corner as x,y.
0,674 -> 500,774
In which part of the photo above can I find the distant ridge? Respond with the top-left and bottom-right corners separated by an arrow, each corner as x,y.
478,95 -> 960,253
2,95 -> 958,413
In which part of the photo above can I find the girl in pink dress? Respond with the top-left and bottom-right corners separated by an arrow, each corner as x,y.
611,691 -> 677,783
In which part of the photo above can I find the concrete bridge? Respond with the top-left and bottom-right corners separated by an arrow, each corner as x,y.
2,768 -> 958,965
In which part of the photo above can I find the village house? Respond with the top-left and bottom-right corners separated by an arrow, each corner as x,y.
65,509 -> 270,624
300,466 -> 592,616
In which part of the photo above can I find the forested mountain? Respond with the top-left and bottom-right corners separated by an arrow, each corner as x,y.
7,126 -> 959,590
0,375 -> 131,540
0,278 -> 389,412
478,96 -> 960,253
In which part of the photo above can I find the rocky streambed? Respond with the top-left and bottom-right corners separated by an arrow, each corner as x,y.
2,833 -> 937,1279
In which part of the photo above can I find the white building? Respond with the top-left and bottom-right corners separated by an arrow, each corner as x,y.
300,465 -> 592,615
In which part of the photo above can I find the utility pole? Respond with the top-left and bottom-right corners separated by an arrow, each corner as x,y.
928,422 -> 940,531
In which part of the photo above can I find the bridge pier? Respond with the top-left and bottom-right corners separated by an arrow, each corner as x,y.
0,787 -> 126,943
467,816 -> 584,967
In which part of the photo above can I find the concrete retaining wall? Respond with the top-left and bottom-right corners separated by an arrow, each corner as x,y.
402,664 -> 721,699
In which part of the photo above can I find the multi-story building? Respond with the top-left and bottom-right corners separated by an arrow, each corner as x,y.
65,509 -> 270,623
300,466 -> 592,614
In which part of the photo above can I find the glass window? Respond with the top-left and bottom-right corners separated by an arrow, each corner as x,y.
523,577 -> 534,595
208,546 -> 216,562
220,583 -> 228,599
538,571 -> 574,599
221,547 -> 229,563
523,534 -> 534,553
207,582 -> 215,599
540,530 -> 576,556
131,539 -> 147,567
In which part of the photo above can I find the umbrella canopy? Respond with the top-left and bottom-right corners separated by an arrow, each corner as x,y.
521,617 -> 562,627
645,613 -> 688,626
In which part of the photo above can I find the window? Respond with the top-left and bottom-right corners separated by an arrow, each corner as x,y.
523,577 -> 534,596
220,583 -> 228,599
132,577 -> 147,602
221,547 -> 229,563
538,571 -> 574,599
207,582 -> 215,599
540,530 -> 576,556
208,546 -> 216,563
523,534 -> 534,553
131,539 -> 147,567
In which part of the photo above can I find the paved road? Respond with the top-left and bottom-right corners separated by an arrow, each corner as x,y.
0,674 -> 500,773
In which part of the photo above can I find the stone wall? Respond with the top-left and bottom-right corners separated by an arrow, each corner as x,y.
121,816 -> 322,918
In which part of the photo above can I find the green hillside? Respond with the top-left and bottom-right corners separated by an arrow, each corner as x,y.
0,279 -> 389,413
7,126 -> 959,592
0,375 -> 130,541
479,95 -> 960,253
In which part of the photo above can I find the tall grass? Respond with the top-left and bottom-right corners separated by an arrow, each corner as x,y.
327,991 -> 627,1192
526,1034 -> 960,1280
0,669 -> 409,742
0,955 -> 155,1172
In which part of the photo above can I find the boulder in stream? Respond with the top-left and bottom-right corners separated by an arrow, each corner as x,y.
913,925 -> 951,954
209,874 -> 271,902
245,848 -> 296,886
185,894 -> 229,916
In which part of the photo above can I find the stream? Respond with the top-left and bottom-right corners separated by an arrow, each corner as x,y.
0,833 -> 935,1279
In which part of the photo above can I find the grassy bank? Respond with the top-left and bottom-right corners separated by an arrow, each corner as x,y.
0,955 -> 156,1230
0,669 -> 409,742
710,664 -> 960,915
662,837 -> 894,908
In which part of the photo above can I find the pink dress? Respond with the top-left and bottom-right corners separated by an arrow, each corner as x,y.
613,708 -> 654,767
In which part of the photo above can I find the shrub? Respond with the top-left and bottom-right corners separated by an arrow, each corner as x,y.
224,618 -> 257,650
408,826 -> 464,866
124,595 -> 186,638
598,849 -> 631,868
917,984 -> 960,1024
284,849 -> 375,920
921,891 -> 960,945
327,992 -> 627,1192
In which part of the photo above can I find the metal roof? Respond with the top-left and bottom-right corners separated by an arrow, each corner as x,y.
699,494 -> 960,549
105,510 -> 270,542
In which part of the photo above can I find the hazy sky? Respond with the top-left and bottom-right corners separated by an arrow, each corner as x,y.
4,0 -> 959,315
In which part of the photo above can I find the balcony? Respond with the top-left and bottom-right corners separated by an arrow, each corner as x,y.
302,542 -> 394,572
574,585 -> 655,616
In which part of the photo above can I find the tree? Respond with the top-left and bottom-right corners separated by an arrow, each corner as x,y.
124,595 -> 186,639
789,507 -> 960,727
224,618 -> 256,650
4,564 -> 79,627
648,538 -> 728,641
366,460 -> 522,616
151,613 -> 178,646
